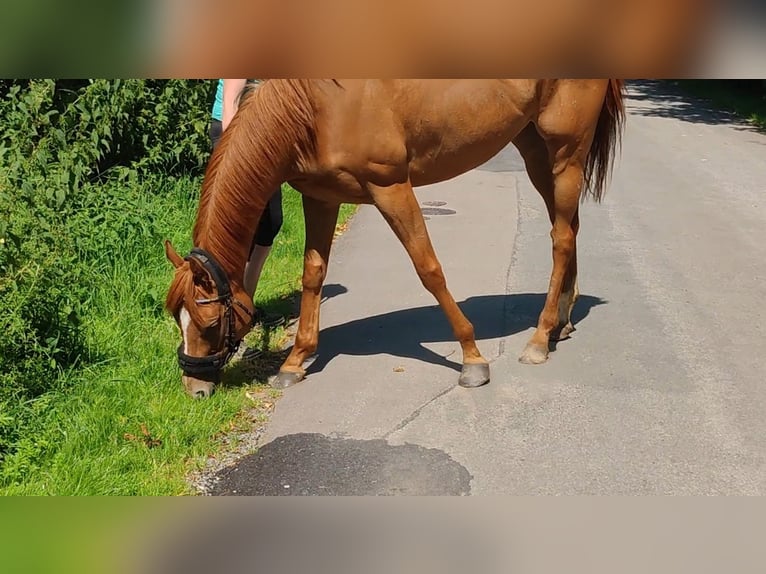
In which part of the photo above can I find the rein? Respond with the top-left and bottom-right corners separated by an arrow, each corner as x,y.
176,247 -> 254,376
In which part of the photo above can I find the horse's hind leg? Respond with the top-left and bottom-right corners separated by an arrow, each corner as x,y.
514,111 -> 596,364
369,181 -> 490,388
272,195 -> 340,389
555,209 -> 579,341
514,124 -> 580,348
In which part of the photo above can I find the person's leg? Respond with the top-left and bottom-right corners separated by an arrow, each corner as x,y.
245,187 -> 284,327
243,244 -> 271,299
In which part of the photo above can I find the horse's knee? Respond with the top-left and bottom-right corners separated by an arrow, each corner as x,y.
416,260 -> 446,292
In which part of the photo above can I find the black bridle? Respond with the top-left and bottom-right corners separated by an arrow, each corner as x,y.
177,247 -> 254,377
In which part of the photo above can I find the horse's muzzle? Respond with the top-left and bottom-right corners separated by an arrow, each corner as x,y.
182,374 -> 218,399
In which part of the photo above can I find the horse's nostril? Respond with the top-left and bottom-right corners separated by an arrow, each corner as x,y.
194,389 -> 209,399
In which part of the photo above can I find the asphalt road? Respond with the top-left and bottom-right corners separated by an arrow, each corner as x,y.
210,81 -> 766,495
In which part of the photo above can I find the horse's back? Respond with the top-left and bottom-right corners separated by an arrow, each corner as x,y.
303,79 -> 613,191
310,80 -> 540,188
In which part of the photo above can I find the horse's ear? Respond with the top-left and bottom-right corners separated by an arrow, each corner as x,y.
187,257 -> 214,292
164,240 -> 184,269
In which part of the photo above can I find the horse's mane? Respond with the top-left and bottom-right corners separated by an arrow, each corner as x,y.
193,79 -> 318,276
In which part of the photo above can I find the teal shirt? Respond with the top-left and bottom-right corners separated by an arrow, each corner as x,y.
211,79 -> 224,121
211,79 -> 262,121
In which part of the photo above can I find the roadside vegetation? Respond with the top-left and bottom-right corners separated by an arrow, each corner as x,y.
676,79 -> 766,130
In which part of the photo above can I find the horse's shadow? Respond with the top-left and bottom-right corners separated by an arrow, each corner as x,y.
301,291 -> 607,376
260,283 -> 350,325
223,288 -> 607,386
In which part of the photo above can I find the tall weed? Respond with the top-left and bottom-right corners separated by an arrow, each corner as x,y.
0,79 -> 213,481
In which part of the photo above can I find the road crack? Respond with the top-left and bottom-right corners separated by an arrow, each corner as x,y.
383,383 -> 457,439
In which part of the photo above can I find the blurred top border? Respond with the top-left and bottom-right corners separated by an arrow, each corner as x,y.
1,0 -> 764,78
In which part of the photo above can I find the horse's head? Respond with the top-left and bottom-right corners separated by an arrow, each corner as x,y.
164,240 -> 254,398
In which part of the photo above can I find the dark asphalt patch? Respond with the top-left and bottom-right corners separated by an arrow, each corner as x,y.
210,433 -> 472,495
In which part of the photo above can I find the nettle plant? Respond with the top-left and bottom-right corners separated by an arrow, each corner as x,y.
0,79 -> 213,468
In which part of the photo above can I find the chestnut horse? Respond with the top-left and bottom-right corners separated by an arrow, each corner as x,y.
165,79 -> 625,398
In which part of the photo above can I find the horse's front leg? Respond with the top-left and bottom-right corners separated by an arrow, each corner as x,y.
369,181 -> 490,388
272,196 -> 340,389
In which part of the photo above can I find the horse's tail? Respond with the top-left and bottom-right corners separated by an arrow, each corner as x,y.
583,79 -> 626,203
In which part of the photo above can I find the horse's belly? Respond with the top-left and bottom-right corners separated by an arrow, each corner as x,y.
289,170 -> 376,205
408,131 -> 519,188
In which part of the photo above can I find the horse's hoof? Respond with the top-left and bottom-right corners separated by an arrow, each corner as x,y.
518,343 -> 549,365
550,323 -> 575,342
183,377 -> 216,399
459,363 -> 490,388
271,370 -> 304,390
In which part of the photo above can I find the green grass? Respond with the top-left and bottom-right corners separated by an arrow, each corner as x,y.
1,179 -> 356,495
675,80 -> 766,130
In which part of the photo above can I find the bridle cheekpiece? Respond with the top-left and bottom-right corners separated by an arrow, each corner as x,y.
176,247 -> 254,376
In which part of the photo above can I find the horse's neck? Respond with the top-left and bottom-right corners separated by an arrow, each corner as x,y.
194,161 -> 288,283
194,84 -> 310,281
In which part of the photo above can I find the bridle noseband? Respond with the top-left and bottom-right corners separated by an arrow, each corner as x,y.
177,247 -> 254,377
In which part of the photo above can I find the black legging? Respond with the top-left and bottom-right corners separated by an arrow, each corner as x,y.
209,119 -> 283,253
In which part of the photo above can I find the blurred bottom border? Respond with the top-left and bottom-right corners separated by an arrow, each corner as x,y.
1,496 -> 764,574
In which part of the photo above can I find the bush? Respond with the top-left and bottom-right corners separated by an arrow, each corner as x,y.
0,79 -> 214,471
